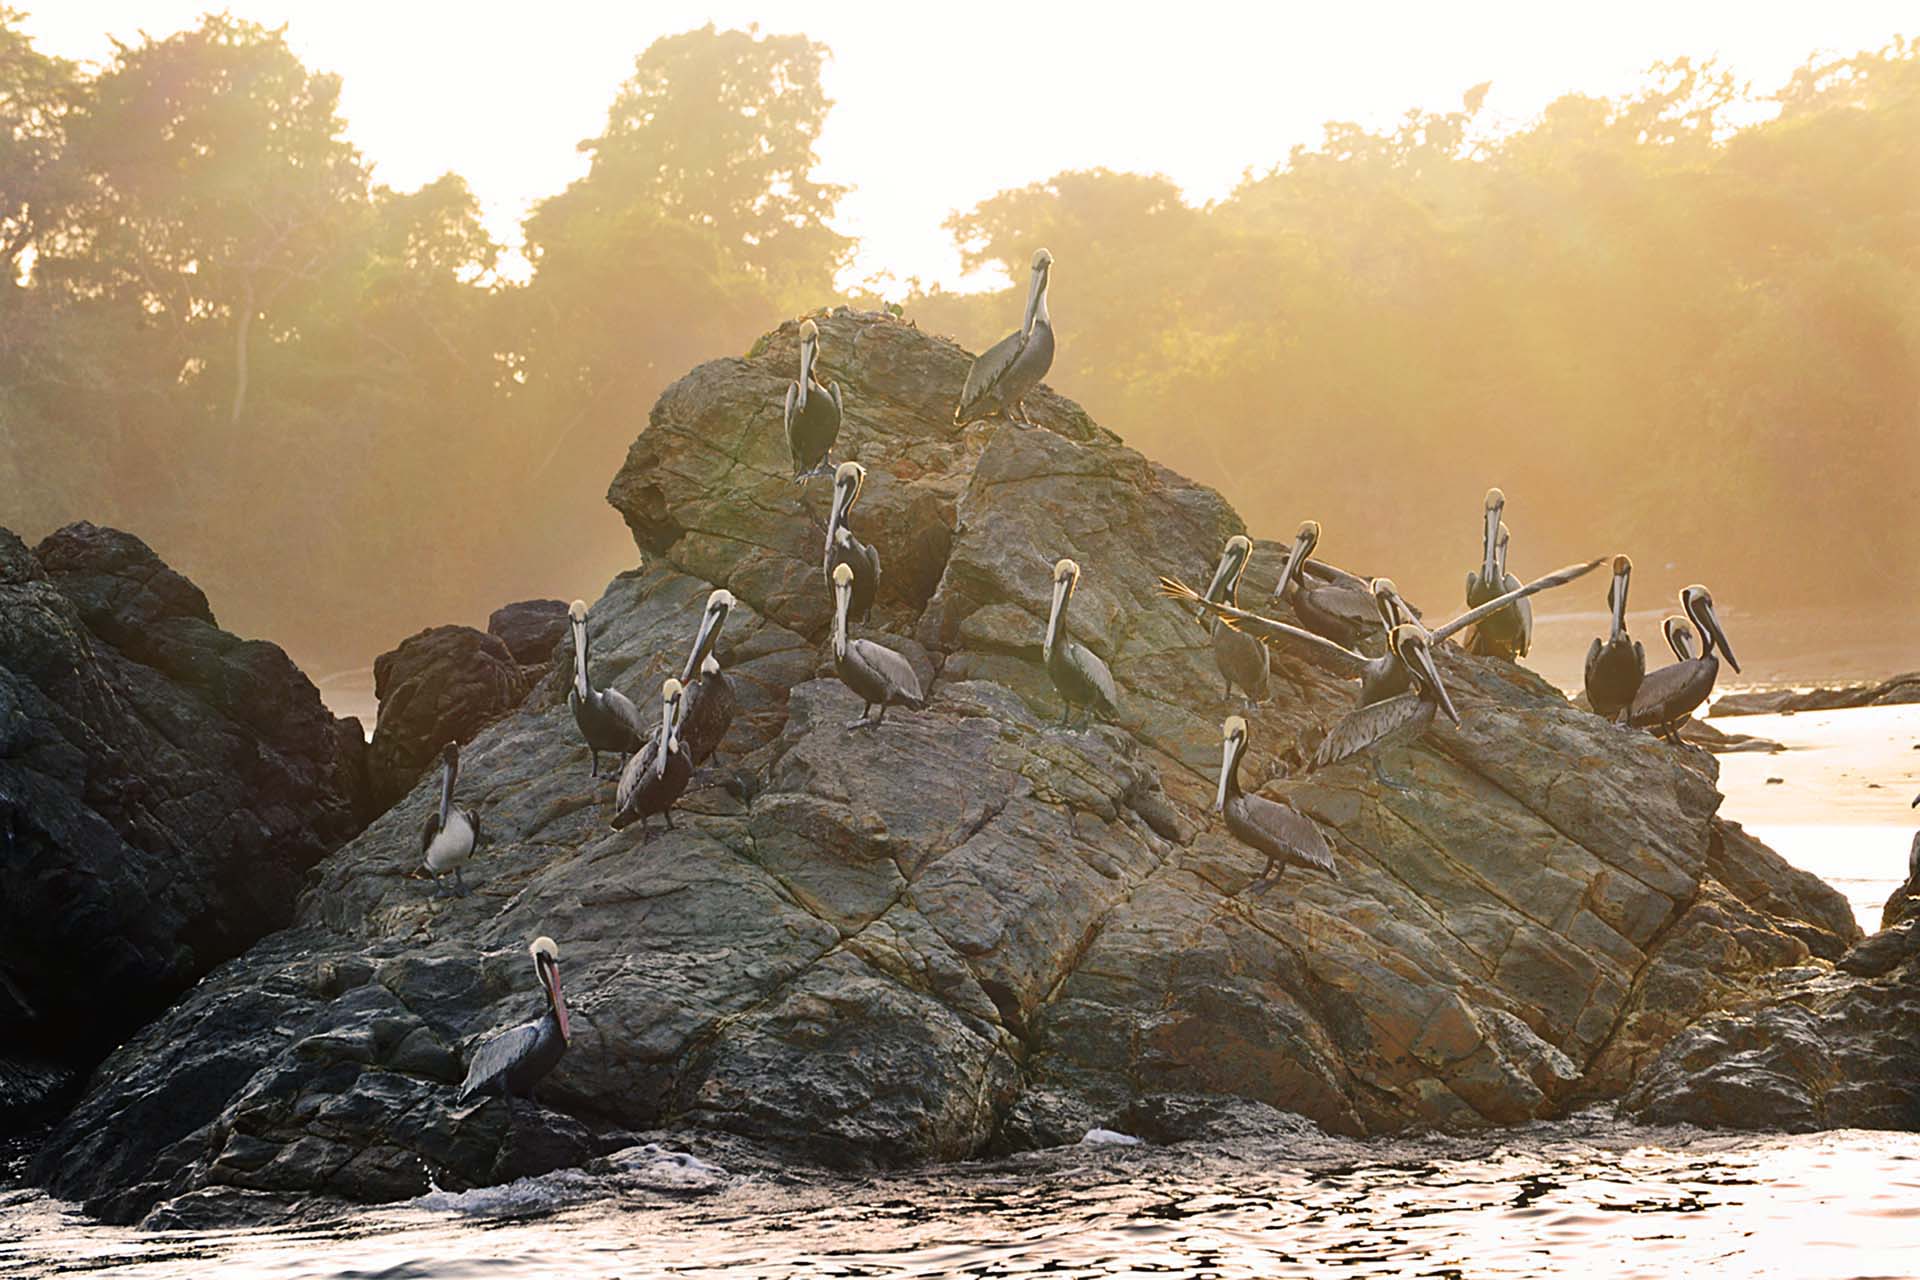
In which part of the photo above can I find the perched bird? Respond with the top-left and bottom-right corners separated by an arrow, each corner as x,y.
1270,520 -> 1379,649
823,461 -> 881,624
1629,585 -> 1740,743
1198,535 -> 1269,706
1163,556 -> 1603,711
1308,624 -> 1462,776
1044,558 -> 1120,729
954,249 -> 1055,427
783,319 -> 843,483
677,589 -> 738,767
831,561 -> 925,728
567,599 -> 647,778
1584,555 -> 1645,722
1496,522 -> 1534,656
1464,489 -> 1528,661
1215,715 -> 1336,892
420,741 -> 479,898
457,936 -> 570,1103
1661,616 -> 1696,662
611,679 -> 693,835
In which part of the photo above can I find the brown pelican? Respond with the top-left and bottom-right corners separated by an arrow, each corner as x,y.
1662,616 -> 1696,661
954,249 -> 1054,427
831,561 -> 925,728
1216,715 -> 1336,891
676,589 -> 737,767
1629,586 -> 1739,743
1045,558 -> 1120,728
1163,557 -> 1603,710
567,599 -> 646,778
824,461 -> 880,623
1197,536 -> 1269,706
1464,489 -> 1528,661
1270,520 -> 1378,648
421,741 -> 479,897
457,936 -> 570,1102
1584,555 -> 1645,722
1497,523 -> 1535,656
611,679 -> 693,835
1308,624 -> 1461,775
783,319 -> 842,483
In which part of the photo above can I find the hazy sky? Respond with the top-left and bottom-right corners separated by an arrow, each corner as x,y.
21,3 -> 1915,290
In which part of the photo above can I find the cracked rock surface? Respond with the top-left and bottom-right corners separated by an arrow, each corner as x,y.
31,311 -> 1863,1224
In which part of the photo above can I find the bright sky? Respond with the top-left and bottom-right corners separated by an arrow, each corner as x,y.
20,3 -> 1915,291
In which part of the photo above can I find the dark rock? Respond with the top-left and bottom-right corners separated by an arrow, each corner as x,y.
366,625 -> 527,810
0,524 -> 367,1131
1118,1093 -> 1324,1145
32,313 -> 1872,1223
1710,673 -> 1920,717
1679,717 -> 1784,754
488,599 -> 571,668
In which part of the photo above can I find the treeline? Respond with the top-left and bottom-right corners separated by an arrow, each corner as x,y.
3,14 -> 1914,670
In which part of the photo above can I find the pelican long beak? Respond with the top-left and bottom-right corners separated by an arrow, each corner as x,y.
1049,575 -> 1071,629
1200,547 -> 1241,620
1408,641 -> 1461,726
684,608 -> 723,684
1608,565 -> 1630,641
1273,530 -> 1312,604
1022,263 -> 1044,335
1215,738 -> 1235,813
1699,600 -> 1740,674
541,956 -> 570,1043
1481,502 -> 1502,581
571,619 -> 589,699
656,701 -> 675,777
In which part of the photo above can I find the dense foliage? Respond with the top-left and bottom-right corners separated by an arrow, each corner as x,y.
2,13 -> 1912,668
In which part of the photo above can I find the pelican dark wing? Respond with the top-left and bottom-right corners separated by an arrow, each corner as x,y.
1627,659 -> 1718,730
850,638 -> 924,706
1429,558 -> 1606,644
1063,639 -> 1119,717
1309,692 -> 1435,772
1236,794 -> 1337,877
458,1021 -> 544,1102
1160,577 -> 1367,677
956,328 -> 1027,422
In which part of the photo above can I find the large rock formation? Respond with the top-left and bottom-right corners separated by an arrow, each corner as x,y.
365,625 -> 528,810
488,599 -> 571,669
0,523 -> 368,1128
30,312 -> 1864,1225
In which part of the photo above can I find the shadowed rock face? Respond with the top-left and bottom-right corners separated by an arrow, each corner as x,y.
30,312 -> 1863,1224
366,625 -> 528,810
0,523 -> 368,1128
488,599 -> 570,668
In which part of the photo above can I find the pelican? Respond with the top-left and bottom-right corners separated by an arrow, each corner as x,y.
457,936 -> 570,1103
831,561 -> 925,728
611,679 -> 693,835
567,599 -> 646,778
1464,489 -> 1528,661
1045,558 -> 1120,729
421,741 -> 479,898
1662,616 -> 1696,661
783,319 -> 842,483
1584,555 -> 1645,722
1628,585 -> 1740,743
1308,624 -> 1461,774
1216,715 -> 1336,891
1197,536 -> 1269,706
1163,557 -> 1603,709
676,589 -> 738,767
954,248 -> 1054,427
824,462 -> 880,623
1270,520 -> 1379,648
1497,523 -> 1535,656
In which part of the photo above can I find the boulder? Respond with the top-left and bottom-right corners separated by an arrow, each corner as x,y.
1710,672 -> 1920,717
0,523 -> 366,1131
365,625 -> 527,810
30,312 -> 1866,1223
488,599 -> 571,668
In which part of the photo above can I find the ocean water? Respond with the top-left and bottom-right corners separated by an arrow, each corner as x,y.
4,706 -> 1914,1278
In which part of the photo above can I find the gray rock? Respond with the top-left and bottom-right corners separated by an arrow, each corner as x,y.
30,313 -> 1869,1223
1710,673 -> 1920,717
366,625 -> 527,810
488,599 -> 571,668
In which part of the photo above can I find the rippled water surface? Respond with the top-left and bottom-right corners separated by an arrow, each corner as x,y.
5,1121 -> 1919,1279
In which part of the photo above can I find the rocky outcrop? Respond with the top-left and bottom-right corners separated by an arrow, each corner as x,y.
0,523 -> 367,1129
1621,861 -> 1918,1131
30,312 -> 1865,1224
488,599 -> 570,668
1710,672 -> 1920,717
365,625 -> 527,810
